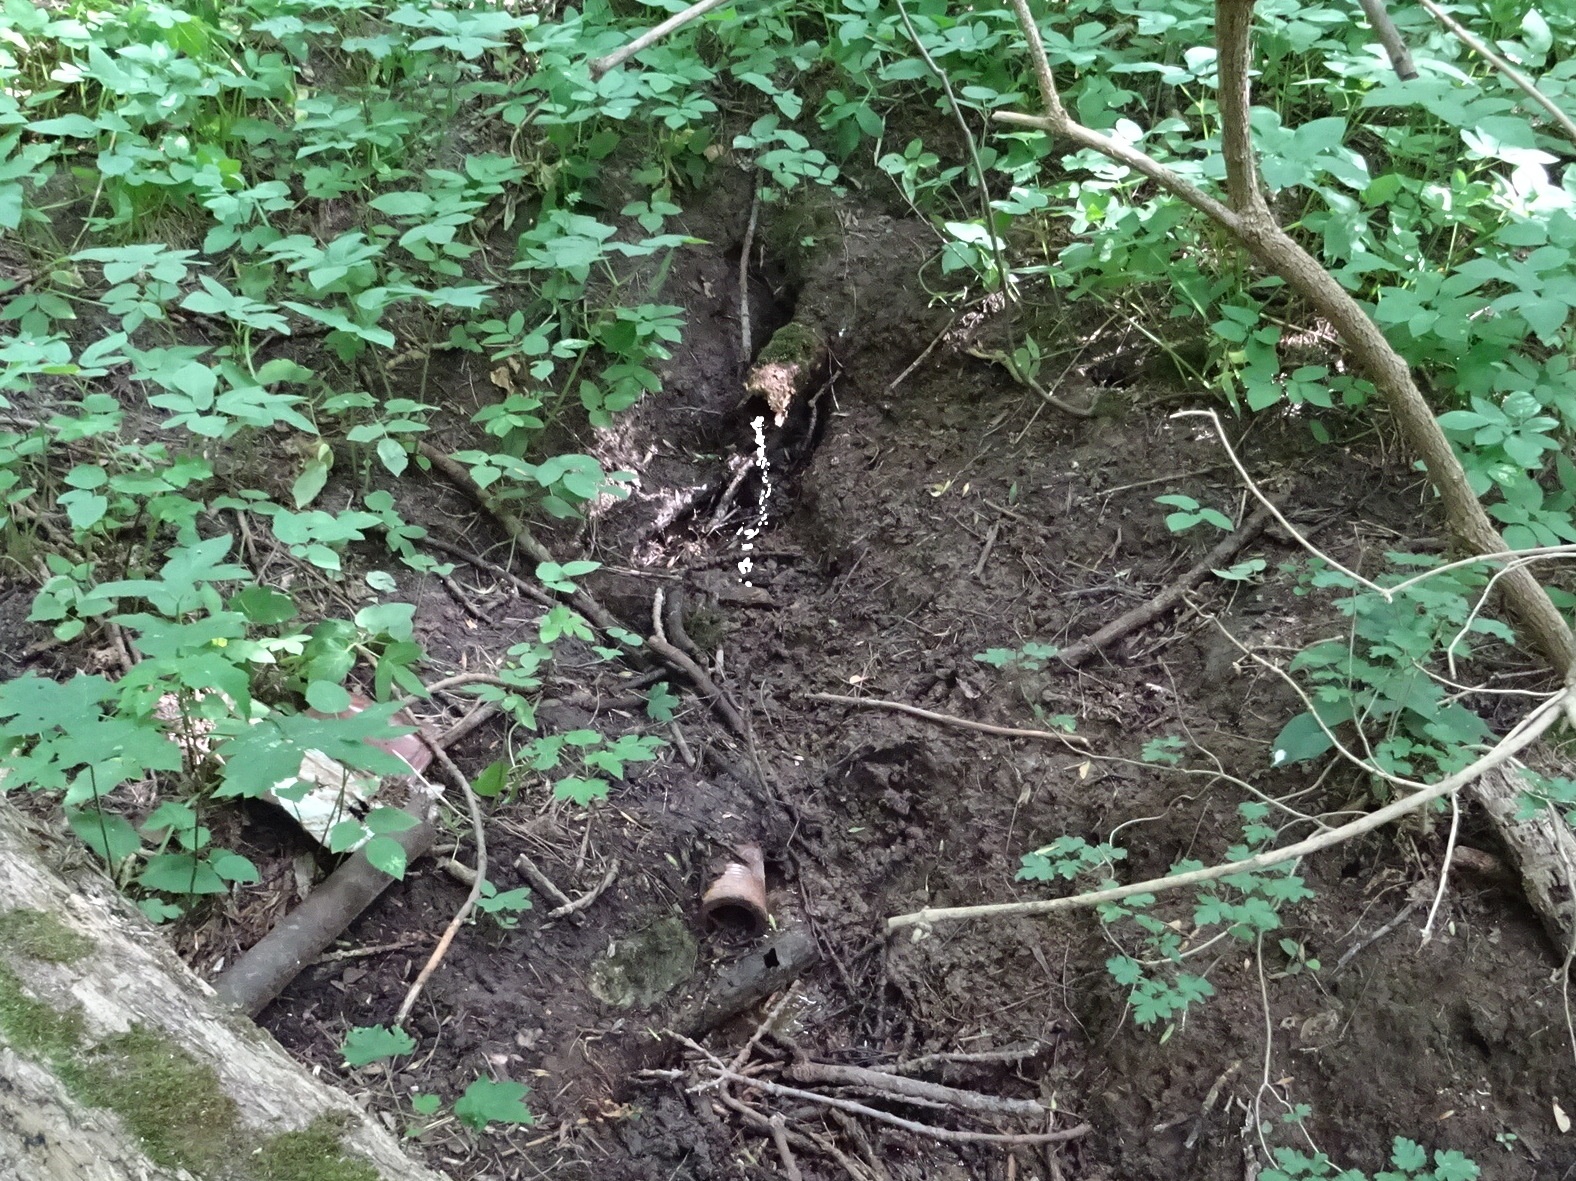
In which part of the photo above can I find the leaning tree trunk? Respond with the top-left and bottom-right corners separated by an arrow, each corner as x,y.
0,798 -> 450,1181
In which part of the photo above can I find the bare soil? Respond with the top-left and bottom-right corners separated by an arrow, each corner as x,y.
9,183 -> 1576,1181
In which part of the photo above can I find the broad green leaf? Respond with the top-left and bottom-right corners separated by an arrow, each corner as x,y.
363,835 -> 408,879
365,806 -> 419,834
453,1078 -> 533,1131
342,1024 -> 416,1067
67,808 -> 140,864
29,114 -> 100,137
306,681 -> 353,714
472,759 -> 510,798
139,853 -> 228,895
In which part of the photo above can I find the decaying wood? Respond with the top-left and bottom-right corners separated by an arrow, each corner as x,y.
214,775 -> 439,1017
0,799 -> 448,1181
1469,760 -> 1576,950
785,1061 -> 1049,1119
745,319 -> 829,427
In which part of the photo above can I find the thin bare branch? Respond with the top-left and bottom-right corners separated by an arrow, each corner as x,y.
397,741 -> 487,1023
704,1063 -> 1091,1145
807,692 -> 1090,749
1357,0 -> 1417,79
887,689 -> 1569,931
590,0 -> 735,78
1417,0 -> 1576,148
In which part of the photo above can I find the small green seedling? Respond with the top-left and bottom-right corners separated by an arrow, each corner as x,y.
1156,494 -> 1234,533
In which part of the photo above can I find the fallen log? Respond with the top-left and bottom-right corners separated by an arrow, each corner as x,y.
1469,758 -> 1576,952
0,798 -> 449,1181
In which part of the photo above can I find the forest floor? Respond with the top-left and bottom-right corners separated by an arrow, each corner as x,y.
7,175 -> 1576,1181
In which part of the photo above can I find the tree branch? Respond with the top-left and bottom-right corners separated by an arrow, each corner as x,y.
887,688 -> 1570,931
1357,0 -> 1418,80
589,0 -> 735,78
994,0 -> 1576,672
1417,0 -> 1576,149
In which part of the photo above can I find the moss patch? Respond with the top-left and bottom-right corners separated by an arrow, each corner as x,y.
588,915 -> 697,1008
61,1025 -> 241,1174
253,1115 -> 380,1181
0,966 -> 385,1179
0,908 -> 94,963
0,963 -> 85,1058
754,318 -> 822,367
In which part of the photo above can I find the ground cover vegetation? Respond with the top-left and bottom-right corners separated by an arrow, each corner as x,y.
2,0 -> 1576,1174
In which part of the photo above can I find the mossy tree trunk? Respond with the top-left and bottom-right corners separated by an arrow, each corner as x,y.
0,798 -> 449,1181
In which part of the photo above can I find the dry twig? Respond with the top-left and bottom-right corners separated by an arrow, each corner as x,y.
1052,503 -> 1272,669
888,688 -> 1571,931
419,442 -> 627,635
589,0 -> 735,77
785,1062 -> 1049,1119
396,740 -> 487,1023
648,632 -> 748,737
705,1063 -> 1089,1146
808,692 -> 1090,750
768,1114 -> 803,1181
894,1043 -> 1044,1073
546,858 -> 620,920
1357,0 -> 1416,79
740,185 -> 761,364
514,851 -> 575,910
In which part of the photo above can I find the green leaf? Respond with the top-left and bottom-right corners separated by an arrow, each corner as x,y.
1214,558 -> 1266,581
453,1078 -> 533,1131
0,672 -> 114,732
553,776 -> 609,805
356,602 -> 415,642
1106,956 -> 1144,986
1522,8 -> 1553,56
28,114 -> 101,137
368,192 -> 434,217
363,835 -> 408,879
327,820 -> 368,854
229,586 -> 299,625
67,808 -> 140,864
342,1024 -> 416,1067
1388,1139 -> 1427,1172
645,682 -> 680,723
376,437 -> 408,476
210,851 -> 260,884
306,681 -> 354,714
410,1093 -> 441,1116
139,853 -> 228,896
1270,711 -> 1334,767
473,759 -> 510,798
474,886 -> 533,916
365,806 -> 420,835
292,454 -> 332,509
1141,736 -> 1185,766
1430,1149 -> 1479,1181
139,898 -> 184,923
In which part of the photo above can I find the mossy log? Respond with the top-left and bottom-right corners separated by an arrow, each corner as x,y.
0,799 -> 449,1181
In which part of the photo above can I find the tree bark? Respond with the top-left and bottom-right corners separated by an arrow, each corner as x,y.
0,799 -> 450,1181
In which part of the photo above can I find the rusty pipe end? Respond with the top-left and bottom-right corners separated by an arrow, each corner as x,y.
701,843 -> 768,936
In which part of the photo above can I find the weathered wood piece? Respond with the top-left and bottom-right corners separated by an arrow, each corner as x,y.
0,799 -> 450,1181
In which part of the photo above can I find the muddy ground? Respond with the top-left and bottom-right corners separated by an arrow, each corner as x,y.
9,181 -> 1576,1181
